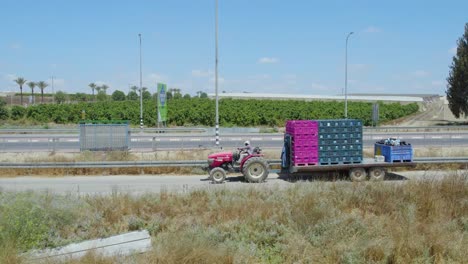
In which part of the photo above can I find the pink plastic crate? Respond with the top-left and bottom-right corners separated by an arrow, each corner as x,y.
291,137 -> 318,147
291,145 -> 318,153
291,148 -> 319,159
292,156 -> 319,166
286,127 -> 319,135
286,120 -> 318,129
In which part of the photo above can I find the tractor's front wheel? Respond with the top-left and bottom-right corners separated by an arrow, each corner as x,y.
210,167 -> 226,184
242,157 -> 269,183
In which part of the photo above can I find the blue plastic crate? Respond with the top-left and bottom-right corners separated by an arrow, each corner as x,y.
374,143 -> 413,163
319,155 -> 362,165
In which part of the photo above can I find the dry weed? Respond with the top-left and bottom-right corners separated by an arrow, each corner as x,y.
1,174 -> 467,263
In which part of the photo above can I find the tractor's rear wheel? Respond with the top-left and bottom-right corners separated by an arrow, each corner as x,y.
210,167 -> 226,184
349,168 -> 367,182
242,157 -> 269,183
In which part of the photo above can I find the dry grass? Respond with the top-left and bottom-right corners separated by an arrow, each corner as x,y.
0,166 -> 207,177
0,147 -> 281,163
1,174 -> 467,263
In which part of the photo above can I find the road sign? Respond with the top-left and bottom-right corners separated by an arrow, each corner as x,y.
157,83 -> 168,123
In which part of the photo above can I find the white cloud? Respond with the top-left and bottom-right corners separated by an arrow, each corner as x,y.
363,26 -> 382,33
191,69 -> 213,78
349,64 -> 372,74
449,47 -> 457,55
283,74 -> 297,79
10,43 -> 21,49
209,76 -> 225,84
310,82 -> 330,91
411,70 -> 430,77
431,80 -> 444,87
3,73 -> 17,82
146,73 -> 168,85
252,74 -> 271,80
350,63 -> 369,70
94,81 -> 107,86
47,78 -> 65,89
258,57 -> 279,64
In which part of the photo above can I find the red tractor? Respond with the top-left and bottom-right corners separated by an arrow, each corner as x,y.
207,146 -> 269,183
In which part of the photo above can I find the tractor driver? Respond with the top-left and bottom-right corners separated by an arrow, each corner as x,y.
237,140 -> 253,164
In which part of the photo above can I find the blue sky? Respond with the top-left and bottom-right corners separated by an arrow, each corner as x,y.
1,0 -> 467,96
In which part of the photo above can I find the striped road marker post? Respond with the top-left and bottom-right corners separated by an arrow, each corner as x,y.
215,124 -> 219,147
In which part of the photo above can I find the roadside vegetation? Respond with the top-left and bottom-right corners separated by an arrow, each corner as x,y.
0,96 -> 418,127
0,175 -> 467,263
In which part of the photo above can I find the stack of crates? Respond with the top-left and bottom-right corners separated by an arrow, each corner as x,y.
285,120 -> 319,166
374,144 -> 413,163
317,119 -> 363,165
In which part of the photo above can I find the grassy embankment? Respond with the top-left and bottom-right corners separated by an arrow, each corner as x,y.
0,175 -> 467,263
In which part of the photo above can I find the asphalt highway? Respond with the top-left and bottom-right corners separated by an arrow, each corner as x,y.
0,170 -> 461,195
0,131 -> 467,152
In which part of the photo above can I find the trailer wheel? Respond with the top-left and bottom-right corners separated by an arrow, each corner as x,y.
242,157 -> 269,183
349,168 -> 366,182
210,167 -> 226,184
368,167 -> 385,181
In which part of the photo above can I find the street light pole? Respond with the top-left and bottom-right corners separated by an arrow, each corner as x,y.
51,76 -> 55,103
215,0 -> 220,147
139,33 -> 143,130
344,31 -> 353,119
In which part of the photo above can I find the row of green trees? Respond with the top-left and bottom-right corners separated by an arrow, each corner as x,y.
0,97 -> 419,127
43,89 -> 207,104
13,78 -> 209,105
13,77 -> 49,104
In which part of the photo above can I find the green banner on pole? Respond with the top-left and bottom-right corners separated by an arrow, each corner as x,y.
157,83 -> 168,122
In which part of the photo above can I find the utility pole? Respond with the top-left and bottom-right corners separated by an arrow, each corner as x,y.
215,0 -> 220,147
139,33 -> 143,130
51,76 -> 55,103
344,31 -> 354,119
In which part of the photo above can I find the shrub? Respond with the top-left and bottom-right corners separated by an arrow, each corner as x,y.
0,98 -> 9,120
54,91 -> 68,104
10,105 -> 26,120
111,90 -> 126,101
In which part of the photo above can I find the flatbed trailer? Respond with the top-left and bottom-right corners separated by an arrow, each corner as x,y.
286,158 -> 416,181
282,119 -> 416,181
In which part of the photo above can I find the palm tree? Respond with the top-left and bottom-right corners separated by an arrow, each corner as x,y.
37,81 -> 48,103
101,84 -> 109,94
89,83 -> 97,101
14,77 -> 27,105
27,81 -> 36,104
95,86 -> 102,93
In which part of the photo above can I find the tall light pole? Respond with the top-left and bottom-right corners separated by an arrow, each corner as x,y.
139,33 -> 143,130
215,0 -> 220,147
344,31 -> 353,119
51,76 -> 55,103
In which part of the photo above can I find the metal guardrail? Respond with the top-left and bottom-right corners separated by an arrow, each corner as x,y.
0,157 -> 466,169
365,126 -> 468,132
0,128 -> 207,134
